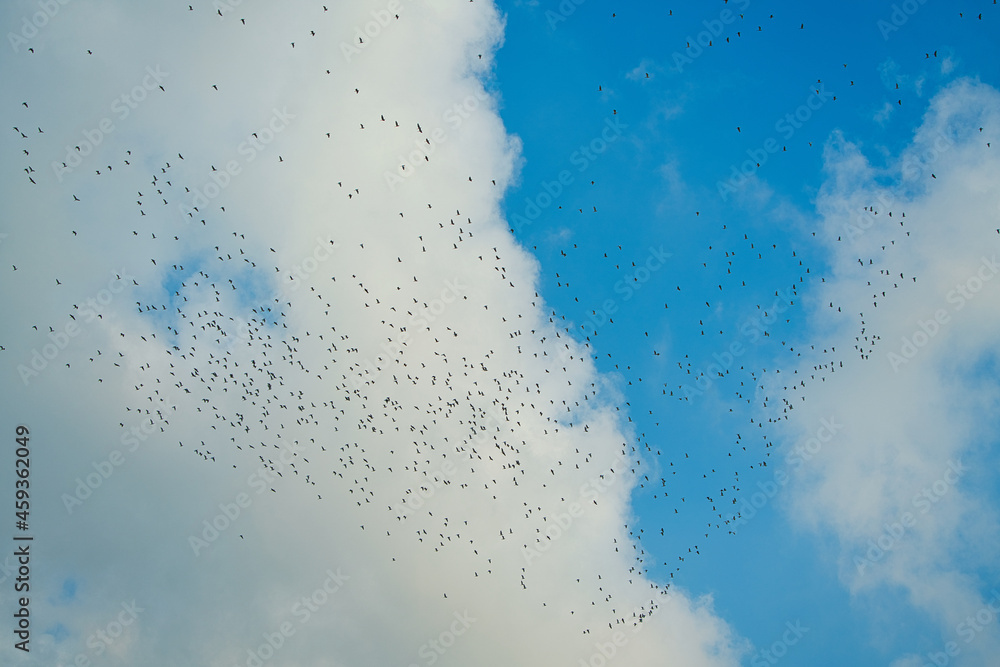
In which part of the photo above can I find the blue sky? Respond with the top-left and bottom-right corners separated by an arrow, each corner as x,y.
1,1 -> 999,666
496,1 -> 1000,665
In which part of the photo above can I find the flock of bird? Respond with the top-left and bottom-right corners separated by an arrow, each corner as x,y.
4,0 -> 998,649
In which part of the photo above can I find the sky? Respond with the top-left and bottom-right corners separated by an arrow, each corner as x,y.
0,1 -> 998,666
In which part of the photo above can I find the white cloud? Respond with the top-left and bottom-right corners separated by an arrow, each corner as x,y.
874,101 -> 895,125
626,58 -> 655,82
0,2 -> 746,665
772,78 -> 1000,662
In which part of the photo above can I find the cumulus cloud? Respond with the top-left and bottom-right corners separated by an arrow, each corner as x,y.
0,2 -> 746,665
771,78 -> 1000,663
